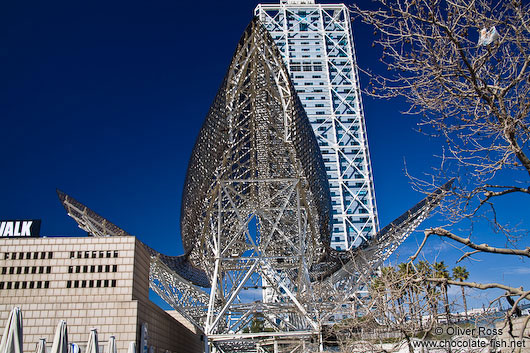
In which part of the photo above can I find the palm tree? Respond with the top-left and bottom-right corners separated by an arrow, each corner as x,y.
417,261 -> 438,324
452,266 -> 470,322
398,263 -> 416,325
380,266 -> 402,318
433,261 -> 452,324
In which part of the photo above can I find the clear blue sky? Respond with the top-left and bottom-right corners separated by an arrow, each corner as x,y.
3,0 -> 528,310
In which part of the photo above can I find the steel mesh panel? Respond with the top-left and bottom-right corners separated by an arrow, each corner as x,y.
180,18 -> 332,266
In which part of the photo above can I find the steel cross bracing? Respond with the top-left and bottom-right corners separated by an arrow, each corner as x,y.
57,178 -> 452,351
255,2 -> 379,251
179,19 -> 332,340
56,16 -> 454,353
315,179 -> 455,322
149,257 -> 209,328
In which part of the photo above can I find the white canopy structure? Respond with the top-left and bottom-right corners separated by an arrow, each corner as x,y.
0,307 -> 23,353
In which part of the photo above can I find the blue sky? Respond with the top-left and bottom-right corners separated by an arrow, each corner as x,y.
2,0 -> 528,310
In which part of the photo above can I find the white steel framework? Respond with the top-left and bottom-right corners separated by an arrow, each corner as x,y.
57,14 -> 454,353
255,0 -> 378,251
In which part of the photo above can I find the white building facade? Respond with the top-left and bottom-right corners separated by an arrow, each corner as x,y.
255,0 -> 379,250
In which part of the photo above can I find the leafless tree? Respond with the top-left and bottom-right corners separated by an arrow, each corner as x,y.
325,263 -> 440,353
350,0 -> 530,348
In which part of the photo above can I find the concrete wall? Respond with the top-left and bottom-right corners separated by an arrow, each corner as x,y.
0,237 -> 204,353
133,240 -> 204,353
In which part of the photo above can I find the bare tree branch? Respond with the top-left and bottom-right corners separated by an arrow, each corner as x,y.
425,227 -> 530,257
420,278 -> 530,299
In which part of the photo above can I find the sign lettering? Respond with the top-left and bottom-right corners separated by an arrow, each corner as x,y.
0,220 -> 41,238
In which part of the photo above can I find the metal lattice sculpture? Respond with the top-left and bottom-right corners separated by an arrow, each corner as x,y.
57,17 -> 455,353
180,18 -> 333,337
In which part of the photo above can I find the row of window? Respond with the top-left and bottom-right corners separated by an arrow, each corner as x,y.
67,279 -> 116,288
293,75 -> 322,79
70,250 -> 118,259
291,64 -> 323,72
3,252 -> 53,260
68,264 -> 117,273
2,266 -> 51,275
0,279 -> 118,290
0,281 -> 50,290
0,264 -> 119,275
289,47 -> 321,52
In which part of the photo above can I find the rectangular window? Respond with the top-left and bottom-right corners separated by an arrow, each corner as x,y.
81,280 -> 87,288
48,252 -> 53,259
92,251 -> 96,258
89,280 -> 94,288
1,267 -> 6,275
36,281 -> 42,289
4,253 -> 8,260
84,251 -> 89,259
46,266 -> 51,274
0,282 -> 4,290
83,265 -> 88,273
17,267 -> 22,274
24,266 -> 29,274
98,265 -> 103,273
40,252 -> 46,259
77,252 -> 82,259
68,266 -> 73,274
96,280 -> 101,288
99,251 -> 104,258
75,266 -> 80,273
106,251 -> 111,258
19,252 -> 24,260
9,267 -> 14,274
70,251 -> 75,259
67,280 -> 71,288
90,265 -> 95,273
111,280 -> 116,288
29,281 -> 34,289
31,267 -> 36,274
105,265 -> 110,273
14,282 -> 20,289
7,282 -> 12,290
11,252 -> 17,260
22,281 -> 27,289
112,265 -> 117,272
44,281 -> 49,289
104,280 -> 109,287
39,267 -> 44,274
113,251 -> 118,258
74,280 -> 79,288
